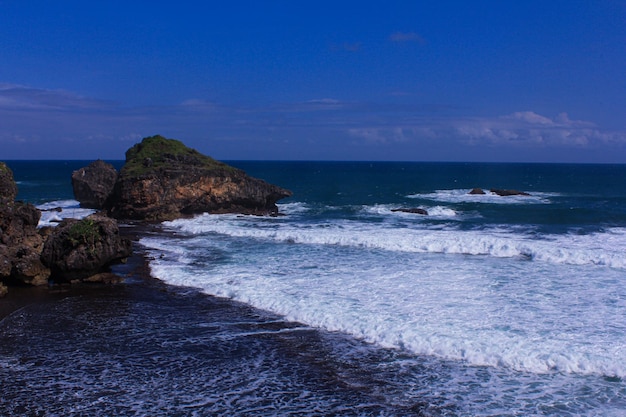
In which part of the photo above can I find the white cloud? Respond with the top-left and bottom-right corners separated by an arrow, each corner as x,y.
348,111 -> 626,149
0,83 -> 111,111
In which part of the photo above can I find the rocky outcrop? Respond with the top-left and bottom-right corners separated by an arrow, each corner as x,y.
0,162 -> 18,204
467,188 -> 530,196
0,163 -> 51,287
103,135 -> 292,221
468,188 -> 486,195
391,208 -> 429,215
489,189 -> 530,197
41,215 -> 132,283
1,162 -> 132,292
72,160 -> 118,209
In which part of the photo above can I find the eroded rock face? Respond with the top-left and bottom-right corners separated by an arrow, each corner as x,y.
105,135 -> 292,221
72,159 -> 118,209
0,164 -> 51,287
41,215 -> 132,283
0,162 -> 18,204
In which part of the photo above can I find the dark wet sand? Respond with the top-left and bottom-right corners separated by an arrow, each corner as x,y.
0,225 -> 434,415
0,225 -> 153,322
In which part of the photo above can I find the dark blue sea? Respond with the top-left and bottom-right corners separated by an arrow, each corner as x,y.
2,160 -> 626,416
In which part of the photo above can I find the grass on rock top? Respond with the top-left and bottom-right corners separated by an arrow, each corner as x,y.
121,135 -> 240,176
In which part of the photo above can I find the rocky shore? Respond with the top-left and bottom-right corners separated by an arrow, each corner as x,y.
0,135 -> 292,299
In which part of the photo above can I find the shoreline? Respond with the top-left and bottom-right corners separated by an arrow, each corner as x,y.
0,224 -> 154,322
1,223 -> 434,416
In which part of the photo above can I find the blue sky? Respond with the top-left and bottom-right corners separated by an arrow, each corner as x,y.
1,1 -> 625,162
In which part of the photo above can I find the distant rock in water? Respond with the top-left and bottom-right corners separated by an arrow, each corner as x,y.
391,208 -> 429,215
467,188 -> 530,196
72,160 -> 118,209
102,135 -> 292,221
468,188 -> 486,195
489,188 -> 530,197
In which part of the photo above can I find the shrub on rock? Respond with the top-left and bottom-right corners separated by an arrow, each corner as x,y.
41,215 -> 132,283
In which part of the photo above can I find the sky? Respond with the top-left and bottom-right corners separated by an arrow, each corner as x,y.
1,1 -> 625,162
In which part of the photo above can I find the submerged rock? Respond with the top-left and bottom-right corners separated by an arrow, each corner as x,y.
41,215 -> 132,283
489,188 -> 530,197
391,208 -> 429,215
104,135 -> 292,221
72,159 -> 118,209
468,188 -> 486,195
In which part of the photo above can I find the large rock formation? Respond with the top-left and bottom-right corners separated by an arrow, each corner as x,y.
41,215 -> 132,283
0,162 -> 18,204
71,159 -> 118,209
99,135 -> 292,221
1,162 -> 132,293
0,162 -> 50,288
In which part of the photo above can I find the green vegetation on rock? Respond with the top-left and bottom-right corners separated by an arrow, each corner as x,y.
68,218 -> 100,250
121,135 -> 239,176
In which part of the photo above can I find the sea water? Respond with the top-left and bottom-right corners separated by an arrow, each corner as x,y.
2,160 -> 626,416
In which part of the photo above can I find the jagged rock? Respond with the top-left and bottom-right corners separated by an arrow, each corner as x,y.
0,245 -> 11,279
468,188 -> 486,195
0,162 -> 18,204
41,215 -> 132,283
490,188 -> 530,197
391,208 -> 429,215
72,159 -> 118,209
0,165 -> 51,287
11,246 -> 50,286
104,135 -> 292,221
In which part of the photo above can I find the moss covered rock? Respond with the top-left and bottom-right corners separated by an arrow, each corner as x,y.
105,135 -> 292,221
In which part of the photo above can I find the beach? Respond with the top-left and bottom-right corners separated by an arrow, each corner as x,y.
1,225 -> 436,416
2,160 -> 626,415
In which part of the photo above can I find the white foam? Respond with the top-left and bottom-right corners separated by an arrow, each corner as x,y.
276,201 -> 310,215
36,200 -> 95,227
409,189 -> 553,204
142,215 -> 626,379
162,214 -> 626,270
361,204 -> 458,218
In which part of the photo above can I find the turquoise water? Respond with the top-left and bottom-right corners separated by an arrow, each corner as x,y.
3,160 -> 626,415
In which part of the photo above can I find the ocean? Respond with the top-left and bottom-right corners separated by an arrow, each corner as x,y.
2,160 -> 626,416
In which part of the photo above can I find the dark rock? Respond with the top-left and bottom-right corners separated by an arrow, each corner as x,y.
82,272 -> 123,284
0,282 -> 7,297
468,188 -> 486,195
391,208 -> 429,215
489,188 -> 530,197
105,135 -> 293,221
41,215 -> 132,283
0,165 -> 50,286
0,245 -> 11,278
0,162 -> 18,204
11,246 -> 49,286
72,159 -> 118,209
